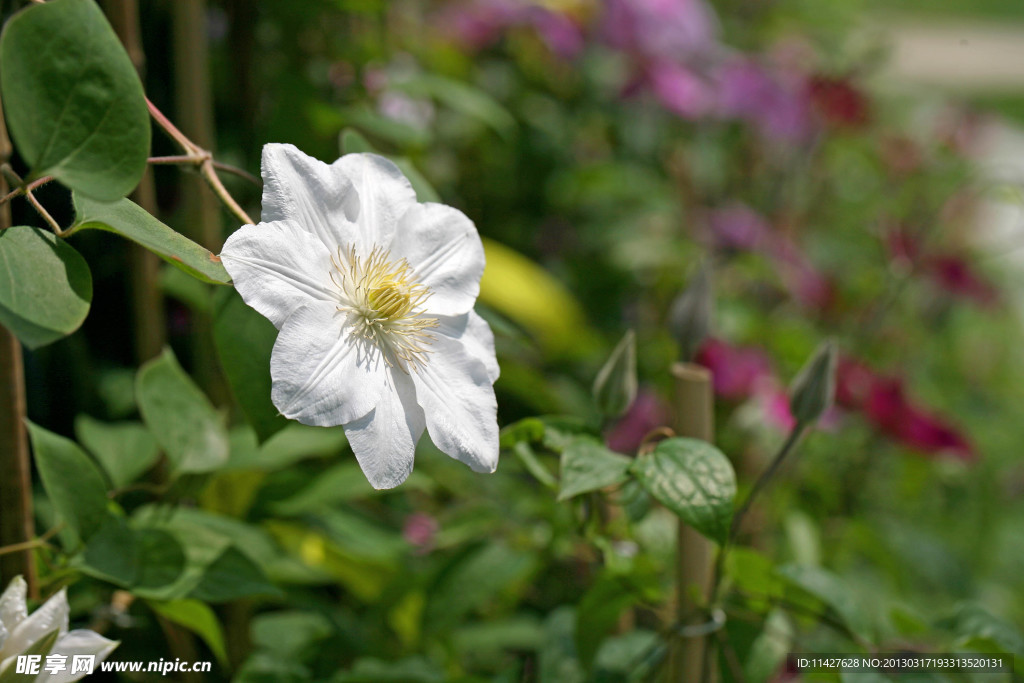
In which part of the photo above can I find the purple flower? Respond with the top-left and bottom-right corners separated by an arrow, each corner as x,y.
605,387 -> 671,453
439,0 -> 583,58
715,59 -> 813,143
705,203 -> 773,251
646,60 -> 715,118
696,338 -> 775,400
403,513 -> 440,553
604,0 -> 719,62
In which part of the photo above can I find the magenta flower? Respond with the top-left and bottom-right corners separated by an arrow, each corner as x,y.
696,338 -> 775,400
715,59 -> 814,143
837,357 -> 975,461
705,203 -> 773,251
403,513 -> 440,553
605,387 -> 671,453
439,0 -> 583,58
646,60 -> 715,119
929,255 -> 998,307
604,0 -> 719,62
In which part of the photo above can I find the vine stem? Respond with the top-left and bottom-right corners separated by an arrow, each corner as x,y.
145,98 -> 254,225
0,176 -> 53,206
148,155 -> 260,187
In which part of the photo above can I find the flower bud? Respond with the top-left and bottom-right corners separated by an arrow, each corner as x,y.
669,262 -> 713,362
789,340 -> 838,425
593,330 -> 638,418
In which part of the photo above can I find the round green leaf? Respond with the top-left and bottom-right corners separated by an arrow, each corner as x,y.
26,420 -> 110,544
0,0 -> 150,200
629,437 -> 736,543
71,194 -> 232,285
136,348 -> 229,475
0,226 -> 92,349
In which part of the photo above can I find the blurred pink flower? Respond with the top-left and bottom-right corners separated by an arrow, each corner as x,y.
808,75 -> 871,129
929,255 -> 998,307
716,59 -> 813,143
705,203 -> 773,251
646,61 -> 715,119
440,0 -> 584,58
603,0 -> 719,62
838,357 -> 975,461
403,513 -> 440,553
757,387 -> 797,431
605,387 -> 671,453
696,338 -> 775,400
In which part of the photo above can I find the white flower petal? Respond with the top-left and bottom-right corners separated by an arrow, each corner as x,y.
336,154 -> 417,246
220,220 -> 335,329
46,630 -> 119,683
391,203 -> 485,316
435,311 -> 500,383
270,301 -> 387,426
2,588 -> 69,660
411,327 -> 499,474
260,143 -> 361,249
0,576 -> 27,636
345,368 -> 425,489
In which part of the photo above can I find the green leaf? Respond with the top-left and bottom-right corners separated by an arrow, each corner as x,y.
334,657 -> 445,683
82,516 -> 139,586
575,576 -> 643,670
425,543 -> 537,630
629,437 -> 736,543
136,348 -> 229,475
189,546 -> 279,602
394,74 -> 516,139
80,521 -> 186,592
134,529 -> 188,591
212,288 -> 288,442
777,564 -> 873,640
0,0 -> 149,200
251,610 -> 333,659
26,421 -> 109,543
0,226 -> 92,349
943,603 -> 1024,668
513,441 -> 557,489
270,463 -> 383,515
149,599 -> 229,666
558,437 -> 632,501
75,415 -> 160,488
71,194 -> 231,284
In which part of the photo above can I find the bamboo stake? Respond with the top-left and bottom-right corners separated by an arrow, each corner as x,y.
668,362 -> 715,682
172,0 -> 230,406
0,96 -> 37,597
104,0 -> 166,363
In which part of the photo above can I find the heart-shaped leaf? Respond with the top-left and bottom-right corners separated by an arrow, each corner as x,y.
629,437 -> 736,543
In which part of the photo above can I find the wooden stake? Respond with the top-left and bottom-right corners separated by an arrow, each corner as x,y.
668,362 -> 714,682
0,96 -> 37,597
104,0 -> 166,363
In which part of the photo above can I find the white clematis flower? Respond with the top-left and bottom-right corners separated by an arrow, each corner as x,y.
220,144 -> 500,489
0,576 -> 119,682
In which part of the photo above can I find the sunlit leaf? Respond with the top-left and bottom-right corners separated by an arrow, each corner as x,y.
0,226 -> 91,349
149,599 -> 229,666
629,437 -> 736,543
558,437 -> 632,501
71,194 -> 231,285
136,348 -> 229,475
0,0 -> 149,200
26,421 -> 109,544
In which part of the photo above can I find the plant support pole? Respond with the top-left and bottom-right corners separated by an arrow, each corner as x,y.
0,96 -> 37,597
668,362 -> 715,682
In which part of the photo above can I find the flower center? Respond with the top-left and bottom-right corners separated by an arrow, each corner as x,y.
330,245 -> 437,371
